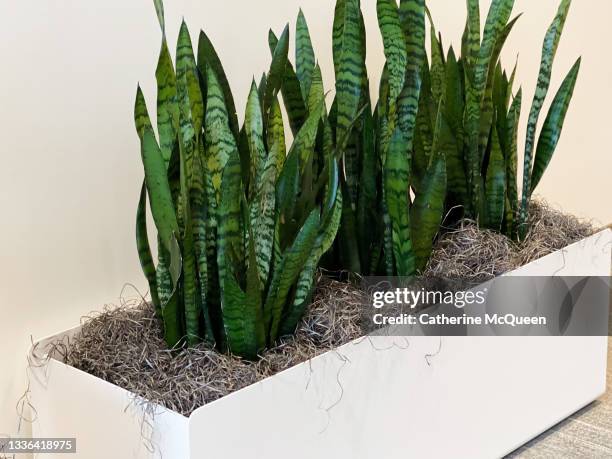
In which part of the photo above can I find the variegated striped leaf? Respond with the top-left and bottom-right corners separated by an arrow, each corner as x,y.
296,9 -> 316,100
204,66 -> 237,204
531,57 -> 580,194
307,64 -> 324,114
377,0 -> 407,107
268,30 -> 307,135
335,0 -> 365,150
280,189 -> 343,337
250,152 -> 277,287
197,30 -> 240,140
264,25 -> 289,119
519,0 -> 572,238
176,21 -> 204,137
140,127 -> 179,253
266,97 -> 287,174
483,125 -> 506,230
177,129 -> 200,344
245,81 -> 267,193
385,124 -> 415,276
410,153 -> 447,271
136,183 -> 160,314
155,39 -> 179,165
264,209 -> 320,342
153,0 -> 165,33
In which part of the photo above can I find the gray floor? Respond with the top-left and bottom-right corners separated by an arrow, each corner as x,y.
507,317 -> 612,458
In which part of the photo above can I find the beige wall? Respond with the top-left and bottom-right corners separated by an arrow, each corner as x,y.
1,0 -> 609,435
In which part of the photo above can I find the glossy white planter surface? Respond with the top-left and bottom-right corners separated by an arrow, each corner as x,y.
29,229 -> 611,459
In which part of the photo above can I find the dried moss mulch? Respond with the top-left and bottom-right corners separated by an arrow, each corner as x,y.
47,200 -> 596,416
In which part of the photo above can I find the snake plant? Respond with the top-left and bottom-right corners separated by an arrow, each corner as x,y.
134,0 -> 342,359
289,0 -> 445,277
134,0 -> 580,357
418,0 -> 580,239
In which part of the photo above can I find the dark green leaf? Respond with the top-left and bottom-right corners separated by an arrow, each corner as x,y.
296,9 -> 316,100
531,57 -> 580,193
411,153 -> 447,271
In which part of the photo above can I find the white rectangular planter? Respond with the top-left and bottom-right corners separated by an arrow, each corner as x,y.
29,229 -> 611,459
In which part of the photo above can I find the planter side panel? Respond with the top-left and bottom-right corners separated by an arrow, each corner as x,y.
189,230 -> 611,459
28,331 -> 189,459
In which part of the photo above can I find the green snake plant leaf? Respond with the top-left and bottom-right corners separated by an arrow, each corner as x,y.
377,69 -> 394,275
477,0 -> 516,117
493,65 -> 509,148
250,152 -> 277,287
444,47 -> 464,147
268,29 -> 307,135
264,25 -> 290,119
479,14 -> 521,155
505,88 -> 522,234
192,145 -> 215,342
425,9 -> 445,104
483,125 -> 506,231
377,0 -> 407,107
339,177 -> 361,274
335,0 -> 365,150
296,9 -> 316,100
341,127 -> 361,210
237,125 -> 251,192
219,271 -> 254,359
155,39 -> 179,165
491,15 -> 521,73
153,0 -> 165,34
506,58 -> 518,107
413,62 -> 434,190
264,209 -> 320,343
356,104 -> 378,270
135,85 -> 153,139
245,81 -> 267,192
332,0 -> 346,78
437,107 -> 466,208
156,243 -> 173,309
257,72 -> 267,115
166,139 -> 183,231
464,0 -> 481,69
204,66 -> 237,203
376,64 -> 390,162
136,183 -> 160,315
160,234 -> 184,348
291,98 -> 325,164
217,150 -> 244,299
519,0 -> 572,237
176,21 -> 204,136
221,225 -> 265,360
246,232 -> 266,353
220,228 -> 265,360
465,0 -> 515,218
134,89 -> 160,313
307,64 -> 325,114
204,66 -> 240,349
280,189 -> 343,337
267,97 -> 287,173
385,125 -> 415,276
410,153 -> 447,272
178,130 -> 200,345
281,65 -> 308,136
397,0 -> 426,158
276,149 -> 300,248
197,30 -> 240,140
530,57 -> 581,193
140,127 -> 179,254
